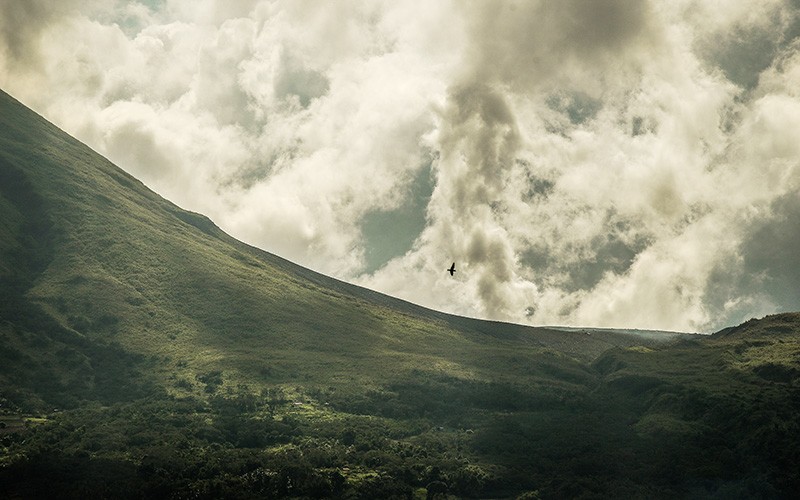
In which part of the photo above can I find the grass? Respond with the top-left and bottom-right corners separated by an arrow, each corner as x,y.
2,87 -> 800,497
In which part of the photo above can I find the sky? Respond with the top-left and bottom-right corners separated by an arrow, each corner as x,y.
2,0 -> 800,332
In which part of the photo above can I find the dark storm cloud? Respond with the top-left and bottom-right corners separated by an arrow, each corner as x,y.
439,83 -> 520,208
465,0 -> 658,89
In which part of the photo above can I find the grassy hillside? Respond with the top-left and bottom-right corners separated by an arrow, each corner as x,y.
1,88 -> 799,498
0,87 -> 672,409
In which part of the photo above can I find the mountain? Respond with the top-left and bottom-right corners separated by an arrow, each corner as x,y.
0,88 -> 681,409
1,88 -> 799,498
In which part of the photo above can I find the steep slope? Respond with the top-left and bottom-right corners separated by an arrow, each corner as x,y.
2,88 -> 799,499
0,88 -> 674,409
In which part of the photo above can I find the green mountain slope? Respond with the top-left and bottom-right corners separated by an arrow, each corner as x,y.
2,88 -> 799,498
0,88 -> 672,409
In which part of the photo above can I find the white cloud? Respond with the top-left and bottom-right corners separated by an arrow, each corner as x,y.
2,0 -> 800,331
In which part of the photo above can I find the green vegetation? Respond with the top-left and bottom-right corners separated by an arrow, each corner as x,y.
2,88 -> 800,498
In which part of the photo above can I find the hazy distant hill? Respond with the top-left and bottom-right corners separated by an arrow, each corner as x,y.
1,88 -> 799,498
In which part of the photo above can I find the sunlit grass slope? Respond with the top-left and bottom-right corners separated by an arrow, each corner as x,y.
2,88 -> 799,498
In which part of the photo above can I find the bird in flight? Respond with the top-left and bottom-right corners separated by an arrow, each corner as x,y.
447,262 -> 456,276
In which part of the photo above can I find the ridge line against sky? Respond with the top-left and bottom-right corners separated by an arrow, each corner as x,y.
2,0 -> 800,331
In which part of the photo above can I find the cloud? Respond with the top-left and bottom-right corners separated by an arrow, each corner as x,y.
0,0 -> 97,64
463,0 -> 660,90
740,192 -> 800,309
2,0 -> 800,331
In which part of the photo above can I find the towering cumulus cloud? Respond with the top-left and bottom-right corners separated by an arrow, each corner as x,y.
2,0 -> 799,331
416,1 -> 659,320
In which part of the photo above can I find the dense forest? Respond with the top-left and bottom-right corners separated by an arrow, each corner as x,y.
3,314 -> 800,498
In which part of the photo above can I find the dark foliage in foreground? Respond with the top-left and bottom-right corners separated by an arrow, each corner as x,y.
3,315 -> 800,499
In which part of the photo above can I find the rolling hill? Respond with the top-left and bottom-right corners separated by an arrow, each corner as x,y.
1,88 -> 799,498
